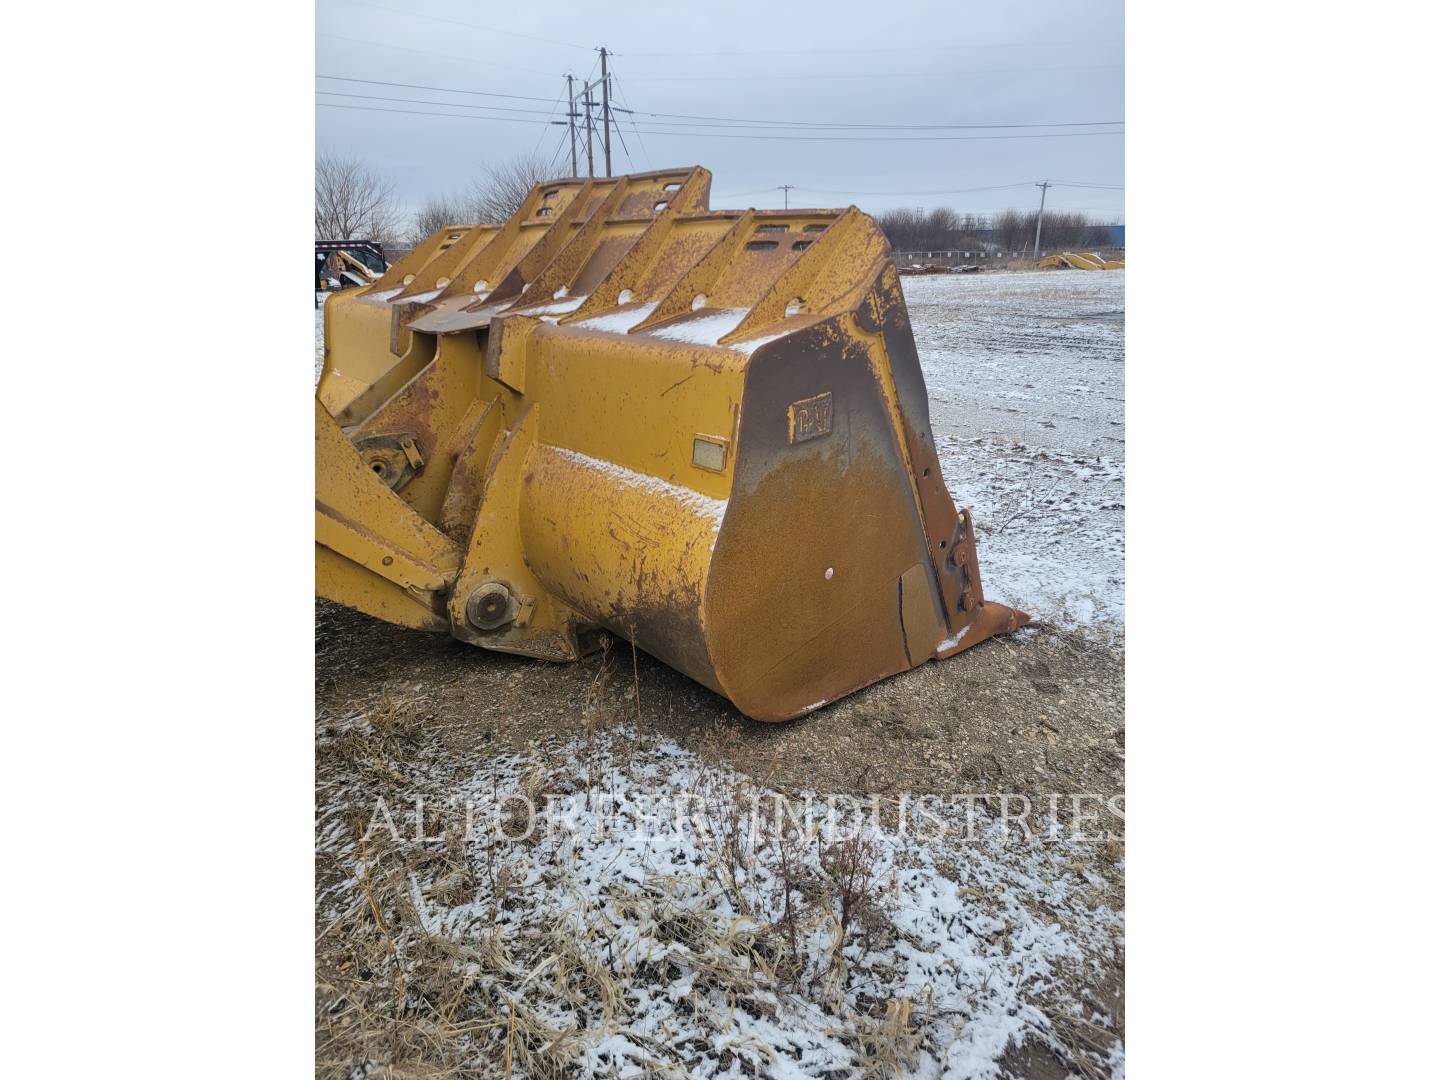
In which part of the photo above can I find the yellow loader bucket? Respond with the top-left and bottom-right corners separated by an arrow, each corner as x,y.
1038,251 -> 1125,270
316,167 -> 1027,721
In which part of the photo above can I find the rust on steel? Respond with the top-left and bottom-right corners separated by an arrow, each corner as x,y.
315,167 -> 1029,722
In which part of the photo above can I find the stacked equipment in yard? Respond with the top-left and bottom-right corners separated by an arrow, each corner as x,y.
1037,251 -> 1125,270
316,240 -> 388,295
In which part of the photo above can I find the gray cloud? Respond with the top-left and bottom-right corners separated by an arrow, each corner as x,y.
316,0 -> 1123,221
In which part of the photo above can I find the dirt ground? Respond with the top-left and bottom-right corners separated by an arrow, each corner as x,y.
318,603 -> 1122,803
316,267 -> 1125,1079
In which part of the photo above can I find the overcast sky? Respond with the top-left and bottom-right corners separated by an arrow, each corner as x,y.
316,0 -> 1124,222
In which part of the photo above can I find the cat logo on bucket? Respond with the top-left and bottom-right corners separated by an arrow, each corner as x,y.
787,392 -> 833,444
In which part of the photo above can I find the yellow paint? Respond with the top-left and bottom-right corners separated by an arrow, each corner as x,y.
1038,251 -> 1125,271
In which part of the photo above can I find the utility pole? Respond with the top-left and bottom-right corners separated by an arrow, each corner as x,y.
565,74 -> 578,178
1033,181 -> 1051,257
779,184 -> 795,210
599,47 -> 612,178
583,83 -> 594,177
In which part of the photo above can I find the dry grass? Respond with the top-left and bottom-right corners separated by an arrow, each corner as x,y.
316,663 -> 1123,1079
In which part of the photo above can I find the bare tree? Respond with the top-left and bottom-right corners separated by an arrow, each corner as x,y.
926,206 -> 959,246
876,208 -> 924,251
315,152 -> 403,241
877,203 -> 1108,255
466,153 -> 553,223
407,194 -> 467,249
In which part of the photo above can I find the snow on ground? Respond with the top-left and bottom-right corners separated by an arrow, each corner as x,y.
902,271 -> 1125,635
319,728 -> 1124,1079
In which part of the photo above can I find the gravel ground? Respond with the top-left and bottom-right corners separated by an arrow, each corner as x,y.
315,269 -> 1126,1079
908,271 -> 1125,634
904,271 -> 1125,457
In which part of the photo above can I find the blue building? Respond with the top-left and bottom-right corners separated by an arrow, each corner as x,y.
1096,224 -> 1126,248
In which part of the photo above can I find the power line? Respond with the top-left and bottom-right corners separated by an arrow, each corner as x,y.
317,90 -> 573,117
598,114 -> 1122,133
608,68 -> 652,172
602,128 -> 1123,143
714,186 -> 782,199
620,38 -> 1124,57
885,208 -> 1125,216
545,120 -> 571,176
610,100 -> 635,171
317,75 -> 558,104
627,115 -> 1123,132
315,102 -> 1123,141
792,181 -> 1123,197
791,182 -> 1038,196
620,64 -> 1122,82
714,183 -> 1124,213
317,102 -> 568,129
316,92 -> 1122,134
611,117 -> 633,169
317,74 -> 1119,132
531,82 -> 568,156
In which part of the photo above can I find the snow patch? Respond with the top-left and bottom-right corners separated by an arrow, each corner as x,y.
937,623 -> 973,651
318,731 -> 1125,1079
902,271 -> 1125,637
550,446 -> 726,527
644,308 -> 749,346
570,302 -> 660,335
520,295 -> 586,318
